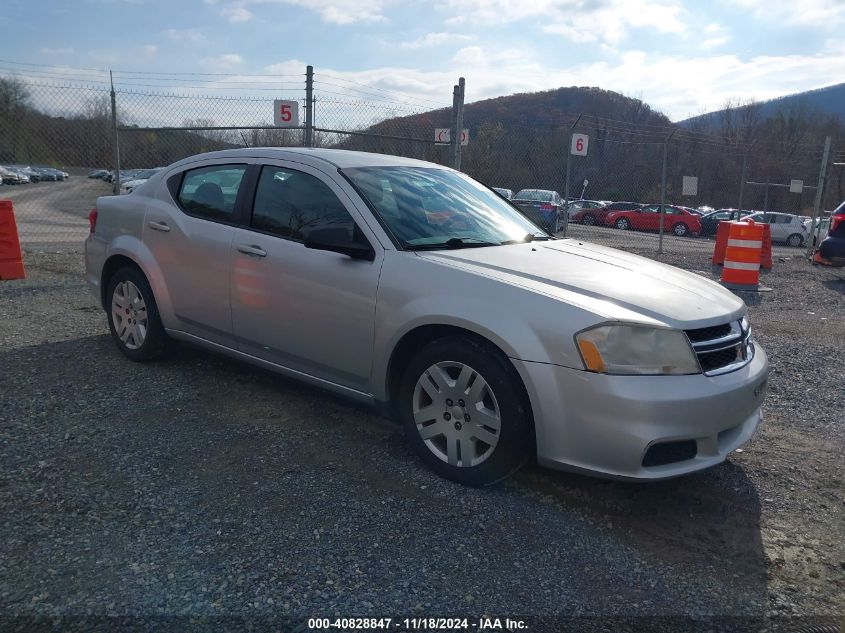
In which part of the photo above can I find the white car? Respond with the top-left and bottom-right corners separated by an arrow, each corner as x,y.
85,148 -> 769,485
744,212 -> 808,246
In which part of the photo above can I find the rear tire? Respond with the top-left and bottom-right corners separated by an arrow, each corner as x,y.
786,233 -> 803,247
398,336 -> 533,486
673,222 -> 689,237
583,214 -> 596,226
106,267 -> 169,362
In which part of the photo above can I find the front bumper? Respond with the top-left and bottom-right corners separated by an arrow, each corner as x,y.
513,344 -> 769,480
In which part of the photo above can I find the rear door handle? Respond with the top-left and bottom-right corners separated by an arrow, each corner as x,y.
236,244 -> 267,258
148,221 -> 171,233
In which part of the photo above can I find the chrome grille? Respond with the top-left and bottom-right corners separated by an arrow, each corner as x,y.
685,317 -> 753,376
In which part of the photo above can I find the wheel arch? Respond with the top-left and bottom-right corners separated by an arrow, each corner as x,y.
383,324 -> 535,441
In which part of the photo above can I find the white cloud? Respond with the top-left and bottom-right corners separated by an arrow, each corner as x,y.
200,53 -> 245,71
221,4 -> 253,22
165,28 -> 206,44
143,44 -> 158,57
262,41 -> 845,121
701,36 -> 729,49
401,32 -> 474,49
441,0 -> 687,44
40,47 -> 75,55
724,0 -> 845,28
235,0 -> 389,24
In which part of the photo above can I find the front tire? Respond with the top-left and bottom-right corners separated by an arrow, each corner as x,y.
106,267 -> 168,361
616,217 -> 630,230
399,336 -> 533,486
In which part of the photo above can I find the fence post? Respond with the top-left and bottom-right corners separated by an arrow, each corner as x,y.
304,65 -> 314,148
450,77 -> 465,170
806,136 -> 831,258
737,150 -> 748,213
562,114 -> 582,237
657,130 -> 675,254
109,70 -> 121,195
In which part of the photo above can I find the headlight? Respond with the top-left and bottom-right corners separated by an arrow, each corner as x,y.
575,324 -> 700,375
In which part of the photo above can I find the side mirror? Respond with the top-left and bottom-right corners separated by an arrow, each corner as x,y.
304,227 -> 375,261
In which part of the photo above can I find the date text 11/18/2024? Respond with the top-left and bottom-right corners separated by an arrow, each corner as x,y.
307,617 -> 528,630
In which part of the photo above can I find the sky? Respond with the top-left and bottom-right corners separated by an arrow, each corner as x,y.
1,0 -> 844,121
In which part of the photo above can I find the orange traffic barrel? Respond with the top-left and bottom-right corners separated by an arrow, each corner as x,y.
758,222 -> 773,269
720,221 -> 763,291
711,221 -> 731,265
0,199 -> 26,280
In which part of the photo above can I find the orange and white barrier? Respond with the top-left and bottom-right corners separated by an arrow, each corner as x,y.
720,221 -> 763,290
0,199 -> 26,280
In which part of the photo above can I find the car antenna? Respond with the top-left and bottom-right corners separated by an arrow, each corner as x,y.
240,132 -> 250,148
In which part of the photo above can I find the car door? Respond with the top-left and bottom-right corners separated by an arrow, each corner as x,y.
229,162 -> 384,392
144,161 -> 250,347
637,205 -> 660,230
659,206 -> 677,231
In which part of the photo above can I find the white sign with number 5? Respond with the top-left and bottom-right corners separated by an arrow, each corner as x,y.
571,133 -> 589,156
273,100 -> 299,127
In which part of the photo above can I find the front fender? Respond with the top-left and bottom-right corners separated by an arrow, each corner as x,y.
370,252 -> 600,401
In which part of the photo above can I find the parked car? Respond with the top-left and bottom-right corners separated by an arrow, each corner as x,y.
32,167 -> 58,181
85,148 -> 769,485
743,212 -> 808,246
3,166 -> 30,184
492,187 -> 513,200
606,204 -> 701,237
698,209 -> 753,237
89,170 -> 110,179
512,189 -> 563,232
120,168 -> 163,194
804,217 -> 830,246
818,201 -> 845,265
567,200 -> 609,225
0,166 -> 22,185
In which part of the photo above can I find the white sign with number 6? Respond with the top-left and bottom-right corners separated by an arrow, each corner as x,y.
273,100 -> 299,127
571,133 -> 589,156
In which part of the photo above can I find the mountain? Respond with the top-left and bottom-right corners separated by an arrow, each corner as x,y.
678,83 -> 845,128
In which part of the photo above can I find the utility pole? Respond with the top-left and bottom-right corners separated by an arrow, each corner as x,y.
806,136 -> 831,258
109,70 -> 121,195
450,77 -> 465,170
304,65 -> 314,148
562,114 -> 582,238
657,130 -> 675,254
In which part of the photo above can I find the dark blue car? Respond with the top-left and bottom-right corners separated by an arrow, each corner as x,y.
819,200 -> 845,266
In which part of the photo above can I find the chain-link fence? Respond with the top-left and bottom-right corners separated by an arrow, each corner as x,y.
0,63 -> 840,258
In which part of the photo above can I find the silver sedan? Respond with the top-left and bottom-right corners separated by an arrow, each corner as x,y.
85,148 -> 769,485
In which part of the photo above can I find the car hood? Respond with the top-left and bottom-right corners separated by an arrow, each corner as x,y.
416,239 -> 744,328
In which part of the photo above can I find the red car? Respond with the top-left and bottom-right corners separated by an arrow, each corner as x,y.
605,204 -> 701,237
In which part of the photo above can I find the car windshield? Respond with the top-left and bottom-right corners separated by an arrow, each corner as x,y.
343,166 -> 550,249
514,190 -> 553,202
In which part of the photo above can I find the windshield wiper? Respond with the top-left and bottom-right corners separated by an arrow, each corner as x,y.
406,237 -> 499,251
500,233 -> 552,245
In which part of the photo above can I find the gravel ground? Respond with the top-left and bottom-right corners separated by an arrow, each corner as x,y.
0,247 -> 842,633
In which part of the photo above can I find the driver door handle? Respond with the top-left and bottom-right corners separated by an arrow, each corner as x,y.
236,244 -> 267,258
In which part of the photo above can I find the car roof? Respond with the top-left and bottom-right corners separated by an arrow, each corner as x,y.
166,148 -> 442,171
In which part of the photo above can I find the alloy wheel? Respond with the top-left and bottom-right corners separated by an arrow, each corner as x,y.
111,280 -> 148,350
412,361 -> 501,468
